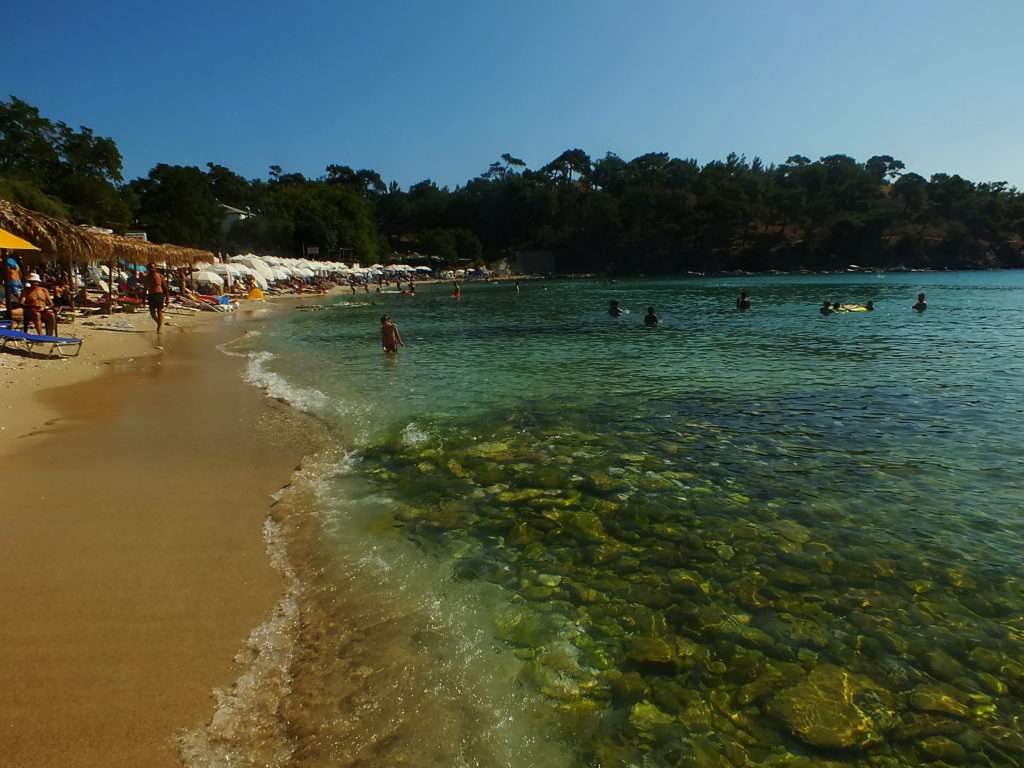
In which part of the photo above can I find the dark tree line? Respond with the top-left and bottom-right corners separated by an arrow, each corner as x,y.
2,95 -> 1023,271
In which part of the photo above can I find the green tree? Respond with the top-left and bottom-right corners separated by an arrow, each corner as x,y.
130,164 -> 223,248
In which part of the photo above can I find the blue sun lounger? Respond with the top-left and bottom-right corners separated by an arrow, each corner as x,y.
0,328 -> 83,357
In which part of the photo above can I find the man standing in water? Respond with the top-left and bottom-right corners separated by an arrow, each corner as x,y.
913,293 -> 927,311
736,291 -> 751,310
644,306 -> 659,326
144,263 -> 169,335
380,314 -> 405,353
609,300 -> 624,317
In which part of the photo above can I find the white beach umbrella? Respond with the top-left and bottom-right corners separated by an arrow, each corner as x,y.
245,259 -> 276,280
194,270 -> 225,287
272,268 -> 291,281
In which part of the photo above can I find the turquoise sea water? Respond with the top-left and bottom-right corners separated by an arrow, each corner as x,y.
214,273 -> 1024,767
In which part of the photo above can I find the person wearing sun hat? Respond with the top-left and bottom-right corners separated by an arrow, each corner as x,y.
20,271 -> 56,335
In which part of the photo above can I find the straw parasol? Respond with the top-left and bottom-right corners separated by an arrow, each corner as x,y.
0,199 -> 215,314
0,200 -> 109,263
0,200 -> 214,266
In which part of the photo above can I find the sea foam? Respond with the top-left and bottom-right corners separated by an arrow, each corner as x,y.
243,350 -> 333,415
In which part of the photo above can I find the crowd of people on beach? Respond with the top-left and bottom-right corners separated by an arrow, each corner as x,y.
1,252 -> 348,355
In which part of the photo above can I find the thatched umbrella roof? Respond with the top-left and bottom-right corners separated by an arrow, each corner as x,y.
0,199 -> 107,263
0,199 -> 213,266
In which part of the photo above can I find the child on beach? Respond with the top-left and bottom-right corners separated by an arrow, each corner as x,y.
380,314 -> 405,353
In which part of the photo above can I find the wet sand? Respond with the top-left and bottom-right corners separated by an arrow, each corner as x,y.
0,311 -> 310,767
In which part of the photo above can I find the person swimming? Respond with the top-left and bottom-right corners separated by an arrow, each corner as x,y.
820,300 -> 833,316
913,293 -> 927,311
736,291 -> 751,311
609,300 -> 624,317
866,301 -> 875,311
644,306 -> 658,326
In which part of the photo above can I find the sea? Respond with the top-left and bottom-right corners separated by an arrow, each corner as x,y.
184,272 -> 1024,768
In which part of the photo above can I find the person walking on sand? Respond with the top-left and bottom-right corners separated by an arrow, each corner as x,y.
144,263 -> 169,334
380,314 -> 405,353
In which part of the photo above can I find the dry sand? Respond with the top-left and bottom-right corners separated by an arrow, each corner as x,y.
0,304 -> 311,767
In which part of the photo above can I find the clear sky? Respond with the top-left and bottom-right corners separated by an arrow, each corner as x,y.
4,0 -> 1022,190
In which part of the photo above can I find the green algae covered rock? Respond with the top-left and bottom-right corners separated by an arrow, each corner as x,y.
908,683 -> 971,719
628,700 -> 675,738
494,608 -> 558,647
607,670 -> 649,705
467,440 -> 512,458
562,510 -> 608,542
626,636 -> 676,666
892,713 -> 965,741
925,649 -> 965,682
916,735 -> 968,763
737,665 -> 786,705
767,664 -> 895,749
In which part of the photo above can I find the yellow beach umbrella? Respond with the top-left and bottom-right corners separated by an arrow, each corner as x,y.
0,226 -> 40,251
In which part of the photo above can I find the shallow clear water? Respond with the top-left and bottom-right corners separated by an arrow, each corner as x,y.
230,274 -> 1024,767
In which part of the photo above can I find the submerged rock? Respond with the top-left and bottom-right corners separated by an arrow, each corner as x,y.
626,637 -> 676,667
916,735 -> 968,763
628,701 -> 675,737
909,683 -> 971,719
767,664 -> 894,749
925,649 -> 965,682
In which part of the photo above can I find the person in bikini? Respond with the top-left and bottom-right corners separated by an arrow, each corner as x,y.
380,314 -> 405,353
20,273 -> 56,335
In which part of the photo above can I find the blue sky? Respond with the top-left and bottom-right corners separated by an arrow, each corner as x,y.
4,0 -> 1022,190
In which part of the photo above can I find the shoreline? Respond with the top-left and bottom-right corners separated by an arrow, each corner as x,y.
0,302 -> 315,767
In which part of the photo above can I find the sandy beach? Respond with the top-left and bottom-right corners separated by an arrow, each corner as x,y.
0,305 -> 311,767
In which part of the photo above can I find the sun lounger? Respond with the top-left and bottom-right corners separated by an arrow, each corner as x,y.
0,328 -> 83,357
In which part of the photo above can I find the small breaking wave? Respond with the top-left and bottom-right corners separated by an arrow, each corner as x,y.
243,351 -> 334,415
216,329 -> 263,358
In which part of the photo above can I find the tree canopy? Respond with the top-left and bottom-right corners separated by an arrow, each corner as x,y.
2,95 -> 1023,270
